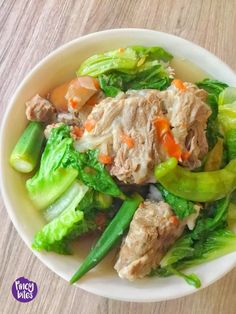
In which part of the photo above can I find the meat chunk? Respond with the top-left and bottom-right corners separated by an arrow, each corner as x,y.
76,90 -> 164,184
159,83 -> 211,168
26,94 -> 56,122
114,200 -> 186,280
75,84 -> 211,183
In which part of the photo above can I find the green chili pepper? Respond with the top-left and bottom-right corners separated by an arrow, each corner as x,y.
70,193 -> 143,283
154,159 -> 236,202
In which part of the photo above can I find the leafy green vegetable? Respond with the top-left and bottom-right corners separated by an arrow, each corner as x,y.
77,48 -> 138,77
151,197 -> 234,288
99,64 -> 171,97
227,203 -> 236,230
77,46 -> 173,77
150,265 -> 201,288
204,137 -> 223,171
32,180 -> 88,253
159,197 -> 229,267
218,87 -> 236,162
27,125 -> 123,208
196,79 -> 228,149
179,229 -> 236,268
26,125 -> 78,209
228,203 -> 236,221
191,197 -> 229,240
69,149 -> 123,198
131,45 -> 173,62
168,267 -> 201,288
157,184 -> 196,219
94,192 -> 113,210
44,181 -> 88,221
218,87 -> 236,106
160,235 -> 194,267
219,102 -> 236,132
32,184 -> 113,254
64,190 -> 104,241
152,228 -> 236,286
225,129 -> 236,161
196,79 -> 228,98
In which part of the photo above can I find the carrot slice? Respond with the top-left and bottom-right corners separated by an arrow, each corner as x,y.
181,150 -> 191,161
98,153 -> 113,165
169,215 -> 179,226
172,79 -> 186,91
84,119 -> 96,132
153,117 -> 170,139
162,132 -> 182,160
120,133 -> 135,148
72,126 -> 84,138
69,97 -> 79,109
153,116 -> 189,161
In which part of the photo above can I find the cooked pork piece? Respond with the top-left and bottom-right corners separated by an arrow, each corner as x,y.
76,90 -> 165,184
114,200 -> 186,280
75,84 -> 211,183
25,94 -> 56,122
159,83 -> 211,168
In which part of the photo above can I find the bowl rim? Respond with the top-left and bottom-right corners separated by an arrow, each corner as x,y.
0,28 -> 236,302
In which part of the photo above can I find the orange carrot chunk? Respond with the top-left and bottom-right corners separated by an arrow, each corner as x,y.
172,79 -> 187,91
98,153 -> 113,165
72,126 -> 84,138
120,133 -> 135,148
69,97 -> 79,109
162,132 -> 182,160
84,119 -> 96,132
153,116 -> 170,139
169,215 -> 179,226
181,150 -> 191,161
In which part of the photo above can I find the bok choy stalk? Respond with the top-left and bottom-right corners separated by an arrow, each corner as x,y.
32,180 -> 88,254
32,183 -> 113,254
44,183 -> 112,222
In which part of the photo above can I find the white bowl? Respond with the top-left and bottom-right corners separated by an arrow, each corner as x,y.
1,29 -> 236,302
